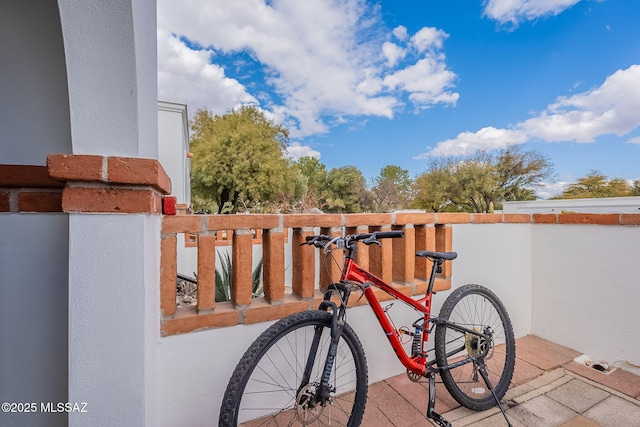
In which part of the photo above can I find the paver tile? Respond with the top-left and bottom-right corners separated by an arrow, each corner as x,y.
513,375 -> 572,404
384,374 -> 428,413
361,399 -> 391,426
517,335 -> 581,359
439,405 -> 475,422
365,381 -> 426,426
517,345 -> 574,371
547,378 -> 609,413
582,395 -> 640,427
367,336 -> 640,427
463,411 -> 526,427
508,395 -> 577,427
525,369 -> 569,390
454,406 -> 500,426
503,381 -> 535,402
434,381 -> 461,413
512,357 -> 545,386
559,414 -> 601,427
383,374 -> 460,415
564,361 -> 640,399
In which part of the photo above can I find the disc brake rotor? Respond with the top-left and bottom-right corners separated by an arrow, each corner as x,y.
295,383 -> 325,424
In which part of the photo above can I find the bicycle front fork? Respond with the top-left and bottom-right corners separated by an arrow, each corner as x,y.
305,283 -> 351,405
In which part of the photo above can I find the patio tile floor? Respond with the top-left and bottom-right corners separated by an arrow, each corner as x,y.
363,335 -> 640,426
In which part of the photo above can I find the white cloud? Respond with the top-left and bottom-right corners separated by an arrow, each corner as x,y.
628,136 -> 640,145
383,57 -> 458,109
392,25 -> 409,41
419,127 -> 528,157
285,142 -> 321,160
157,29 -> 257,113
522,65 -> 640,142
411,27 -> 447,52
420,65 -> 640,157
382,42 -> 406,67
483,0 -> 581,27
157,0 -> 458,137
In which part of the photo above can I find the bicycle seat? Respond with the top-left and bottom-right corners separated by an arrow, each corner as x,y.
415,250 -> 458,261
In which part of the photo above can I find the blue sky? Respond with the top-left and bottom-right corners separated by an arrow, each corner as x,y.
158,0 -> 640,198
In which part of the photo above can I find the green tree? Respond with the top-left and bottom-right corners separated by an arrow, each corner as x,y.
190,106 -> 295,213
412,160 -> 457,212
413,156 -> 496,213
323,165 -> 370,213
631,179 -> 640,196
413,146 -> 554,213
452,153 -> 500,213
553,171 -> 632,199
294,157 -> 328,211
495,145 -> 553,202
371,165 -> 411,212
297,157 -> 328,190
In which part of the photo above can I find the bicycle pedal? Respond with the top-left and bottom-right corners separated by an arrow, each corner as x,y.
427,410 -> 452,427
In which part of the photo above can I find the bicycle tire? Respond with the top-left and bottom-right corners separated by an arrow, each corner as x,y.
434,284 -> 516,411
219,310 -> 368,426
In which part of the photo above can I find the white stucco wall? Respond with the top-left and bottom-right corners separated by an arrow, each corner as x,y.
0,214 -> 69,427
0,0 -> 72,164
67,214 -> 161,426
1,3 -> 72,427
451,223 -> 533,339
58,0 -> 158,158
504,197 -> 640,214
531,224 -> 640,376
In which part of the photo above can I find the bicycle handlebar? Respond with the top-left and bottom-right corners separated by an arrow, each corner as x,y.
304,230 -> 404,248
371,231 -> 404,239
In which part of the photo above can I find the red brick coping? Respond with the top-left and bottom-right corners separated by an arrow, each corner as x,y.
0,155 -> 171,213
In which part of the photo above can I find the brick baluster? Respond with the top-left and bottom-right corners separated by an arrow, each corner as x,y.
392,224 -> 415,284
414,224 -> 436,280
435,224 -> 453,278
232,229 -> 253,306
319,227 -> 343,291
369,225 -> 393,283
196,233 -> 216,312
262,228 -> 285,302
160,235 -> 177,316
291,227 -> 315,298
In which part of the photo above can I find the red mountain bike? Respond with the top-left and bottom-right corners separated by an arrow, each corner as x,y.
219,231 -> 515,426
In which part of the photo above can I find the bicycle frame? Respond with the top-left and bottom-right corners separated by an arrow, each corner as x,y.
340,256 -> 433,377
324,239 -> 491,379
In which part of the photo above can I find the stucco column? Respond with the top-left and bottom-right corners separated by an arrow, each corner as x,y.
57,1 -> 161,425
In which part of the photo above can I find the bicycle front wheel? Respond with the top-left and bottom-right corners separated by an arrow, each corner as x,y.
434,284 -> 516,411
219,310 -> 368,426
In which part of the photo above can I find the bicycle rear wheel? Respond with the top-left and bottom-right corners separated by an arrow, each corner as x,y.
219,310 -> 368,426
434,284 -> 515,411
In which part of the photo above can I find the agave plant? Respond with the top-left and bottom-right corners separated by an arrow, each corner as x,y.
215,251 -> 263,303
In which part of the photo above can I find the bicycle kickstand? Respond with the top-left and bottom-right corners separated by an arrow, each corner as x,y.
477,363 -> 513,427
426,371 -> 452,427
